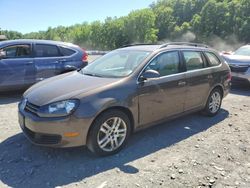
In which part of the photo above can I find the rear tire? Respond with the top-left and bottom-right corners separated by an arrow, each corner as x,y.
87,110 -> 131,156
203,88 -> 222,117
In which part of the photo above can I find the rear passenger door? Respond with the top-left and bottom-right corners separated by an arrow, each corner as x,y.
33,44 -> 63,82
181,50 -> 212,111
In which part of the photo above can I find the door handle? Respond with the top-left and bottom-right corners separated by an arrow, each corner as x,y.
207,75 -> 213,79
178,81 -> 186,86
58,59 -> 67,63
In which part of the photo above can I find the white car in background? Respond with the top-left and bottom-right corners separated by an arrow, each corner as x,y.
221,45 -> 250,85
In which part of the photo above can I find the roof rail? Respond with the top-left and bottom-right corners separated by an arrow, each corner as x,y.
122,43 -> 156,48
160,42 -> 209,49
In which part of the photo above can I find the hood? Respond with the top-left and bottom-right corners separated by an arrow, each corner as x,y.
222,54 -> 250,65
24,71 -> 121,106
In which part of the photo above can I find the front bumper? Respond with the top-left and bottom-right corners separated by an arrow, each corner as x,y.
231,72 -> 250,85
18,108 -> 91,148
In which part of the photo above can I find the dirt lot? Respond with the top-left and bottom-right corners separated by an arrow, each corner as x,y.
0,86 -> 249,188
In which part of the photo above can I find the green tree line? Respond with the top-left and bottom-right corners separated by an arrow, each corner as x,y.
1,0 -> 250,50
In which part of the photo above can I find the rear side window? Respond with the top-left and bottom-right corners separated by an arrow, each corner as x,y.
0,44 -> 31,59
205,52 -> 221,66
60,46 -> 76,56
183,51 -> 204,71
35,44 -> 60,57
146,51 -> 180,76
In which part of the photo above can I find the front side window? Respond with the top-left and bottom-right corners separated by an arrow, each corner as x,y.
205,52 -> 221,66
0,44 -> 31,59
146,51 -> 180,77
35,44 -> 60,57
82,50 -> 150,78
183,51 -> 204,71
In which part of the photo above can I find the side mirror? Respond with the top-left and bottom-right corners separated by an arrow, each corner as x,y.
139,69 -> 160,82
0,51 -> 6,59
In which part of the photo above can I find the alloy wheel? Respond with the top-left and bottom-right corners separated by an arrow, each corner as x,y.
97,117 -> 127,152
208,91 -> 221,113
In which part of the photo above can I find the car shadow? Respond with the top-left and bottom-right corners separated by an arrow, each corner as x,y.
230,84 -> 250,96
0,90 -> 24,105
0,109 -> 229,188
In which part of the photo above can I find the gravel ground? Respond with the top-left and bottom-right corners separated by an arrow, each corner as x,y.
0,86 -> 249,188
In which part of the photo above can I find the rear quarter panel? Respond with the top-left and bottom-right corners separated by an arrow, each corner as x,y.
202,61 -> 231,108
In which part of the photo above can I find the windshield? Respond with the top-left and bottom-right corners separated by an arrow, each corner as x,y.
82,50 -> 150,78
234,46 -> 250,56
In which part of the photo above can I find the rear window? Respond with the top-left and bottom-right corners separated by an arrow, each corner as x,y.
60,46 -> 76,56
205,52 -> 221,66
183,51 -> 204,71
35,44 -> 61,57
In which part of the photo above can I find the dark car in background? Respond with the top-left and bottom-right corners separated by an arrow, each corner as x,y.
0,39 -> 88,91
221,45 -> 250,85
18,42 -> 231,156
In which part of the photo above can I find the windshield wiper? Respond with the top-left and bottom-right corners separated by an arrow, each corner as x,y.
83,72 -> 103,77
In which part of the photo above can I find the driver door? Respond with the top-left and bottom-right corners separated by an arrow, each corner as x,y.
137,51 -> 187,126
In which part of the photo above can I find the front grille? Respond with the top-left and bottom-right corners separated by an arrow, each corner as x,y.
230,65 -> 249,72
25,101 -> 40,115
24,126 -> 62,145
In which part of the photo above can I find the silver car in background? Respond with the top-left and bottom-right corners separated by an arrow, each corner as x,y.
221,45 -> 250,85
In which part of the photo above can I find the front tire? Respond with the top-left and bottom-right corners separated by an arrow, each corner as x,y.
203,88 -> 222,116
87,110 -> 131,156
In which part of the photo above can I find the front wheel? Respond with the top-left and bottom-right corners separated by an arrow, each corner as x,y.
87,110 -> 131,156
203,88 -> 222,116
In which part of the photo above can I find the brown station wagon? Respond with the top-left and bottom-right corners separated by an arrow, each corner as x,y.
18,42 -> 231,156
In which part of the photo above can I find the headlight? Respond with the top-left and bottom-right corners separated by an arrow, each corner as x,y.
38,99 -> 79,118
19,98 -> 27,110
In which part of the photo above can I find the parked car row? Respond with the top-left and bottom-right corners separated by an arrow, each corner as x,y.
1,39 -> 248,156
0,39 -> 88,91
1,39 -> 249,93
18,42 -> 231,156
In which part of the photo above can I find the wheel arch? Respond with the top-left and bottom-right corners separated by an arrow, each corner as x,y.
212,84 -> 224,97
203,84 -> 224,107
86,106 -> 135,142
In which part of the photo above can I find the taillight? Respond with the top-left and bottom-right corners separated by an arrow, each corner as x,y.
82,51 -> 88,62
